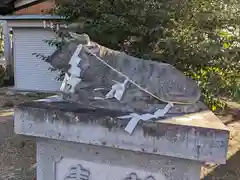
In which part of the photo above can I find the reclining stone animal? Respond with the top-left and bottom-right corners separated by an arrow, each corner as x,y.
46,33 -> 207,133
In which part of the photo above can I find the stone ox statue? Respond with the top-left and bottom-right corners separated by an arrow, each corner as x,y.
46,33 -> 206,133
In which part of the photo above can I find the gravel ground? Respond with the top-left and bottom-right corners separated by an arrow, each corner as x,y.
0,119 -> 36,180
0,89 -> 51,180
201,110 -> 240,180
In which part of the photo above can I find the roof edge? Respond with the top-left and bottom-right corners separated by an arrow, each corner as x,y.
0,14 -> 65,20
0,0 -> 48,15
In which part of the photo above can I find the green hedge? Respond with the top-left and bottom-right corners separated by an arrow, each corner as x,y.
51,0 -> 240,110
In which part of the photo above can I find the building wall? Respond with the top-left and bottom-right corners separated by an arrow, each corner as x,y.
13,27 -> 61,91
15,0 -> 55,15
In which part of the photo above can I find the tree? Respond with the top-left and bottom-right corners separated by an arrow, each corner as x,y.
0,23 -> 5,86
0,23 -> 3,57
48,0 -> 240,110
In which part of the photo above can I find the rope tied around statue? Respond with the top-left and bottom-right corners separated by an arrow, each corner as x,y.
48,33 -> 201,134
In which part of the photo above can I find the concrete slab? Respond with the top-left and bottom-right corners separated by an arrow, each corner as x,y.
14,98 -> 229,180
14,100 -> 229,164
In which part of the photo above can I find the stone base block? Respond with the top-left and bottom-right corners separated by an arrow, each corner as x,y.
37,138 -> 201,180
14,99 -> 229,180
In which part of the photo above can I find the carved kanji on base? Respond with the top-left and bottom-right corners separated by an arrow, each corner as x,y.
64,164 -> 90,180
124,173 -> 156,180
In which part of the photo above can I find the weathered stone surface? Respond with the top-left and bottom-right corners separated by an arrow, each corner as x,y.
14,99 -> 229,164
47,33 -> 202,115
14,96 -> 229,180
36,138 -> 202,180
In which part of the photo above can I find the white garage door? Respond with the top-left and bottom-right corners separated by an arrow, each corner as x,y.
13,28 -> 61,91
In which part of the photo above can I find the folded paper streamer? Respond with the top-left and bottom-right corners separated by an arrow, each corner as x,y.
105,78 -> 129,101
60,44 -> 83,93
47,33 -> 204,134
119,103 -> 174,134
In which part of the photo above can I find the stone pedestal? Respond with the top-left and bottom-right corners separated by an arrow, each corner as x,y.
14,98 -> 229,180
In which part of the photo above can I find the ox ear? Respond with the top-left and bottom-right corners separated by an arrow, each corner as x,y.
46,40 -> 79,72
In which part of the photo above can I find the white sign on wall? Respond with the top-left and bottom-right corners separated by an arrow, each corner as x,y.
56,158 -> 167,180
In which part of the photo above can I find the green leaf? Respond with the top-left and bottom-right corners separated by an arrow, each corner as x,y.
223,42 -> 231,49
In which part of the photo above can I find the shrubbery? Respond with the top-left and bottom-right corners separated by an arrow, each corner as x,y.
49,0 -> 240,110
0,24 -> 5,86
0,24 -> 3,57
0,64 -> 6,86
